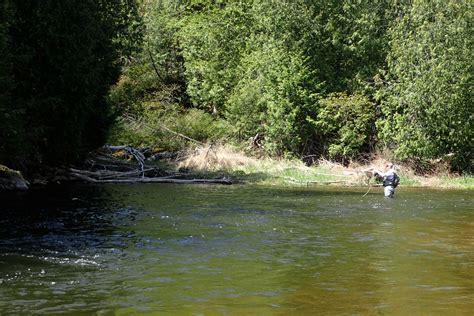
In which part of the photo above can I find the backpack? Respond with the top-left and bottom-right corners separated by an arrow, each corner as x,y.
393,173 -> 400,188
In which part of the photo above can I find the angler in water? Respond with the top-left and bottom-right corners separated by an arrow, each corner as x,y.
372,163 -> 400,198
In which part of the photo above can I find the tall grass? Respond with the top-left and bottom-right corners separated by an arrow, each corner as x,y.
178,144 -> 255,171
175,144 -> 472,189
178,145 -> 371,186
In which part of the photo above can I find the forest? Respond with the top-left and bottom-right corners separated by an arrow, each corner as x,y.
0,0 -> 472,175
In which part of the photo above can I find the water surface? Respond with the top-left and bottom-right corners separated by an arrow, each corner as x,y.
0,184 -> 473,314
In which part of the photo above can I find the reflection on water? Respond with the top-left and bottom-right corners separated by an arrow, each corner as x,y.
0,184 -> 473,314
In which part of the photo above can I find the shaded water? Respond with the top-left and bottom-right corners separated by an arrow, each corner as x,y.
0,184 -> 473,315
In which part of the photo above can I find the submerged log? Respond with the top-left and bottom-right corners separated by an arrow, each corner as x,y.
69,171 -> 232,185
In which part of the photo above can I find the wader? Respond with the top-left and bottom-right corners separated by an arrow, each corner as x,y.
382,173 -> 398,198
384,185 -> 395,198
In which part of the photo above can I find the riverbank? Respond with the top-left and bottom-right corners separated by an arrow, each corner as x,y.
1,144 -> 472,191
171,145 -> 474,189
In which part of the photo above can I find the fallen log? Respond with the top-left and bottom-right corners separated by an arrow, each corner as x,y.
87,154 -> 139,171
69,145 -> 232,185
103,145 -> 146,176
69,167 -> 156,180
69,172 -> 232,185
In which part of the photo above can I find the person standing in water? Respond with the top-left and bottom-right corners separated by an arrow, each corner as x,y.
372,163 -> 400,198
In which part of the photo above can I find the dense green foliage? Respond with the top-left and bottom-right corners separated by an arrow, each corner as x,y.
308,93 -> 376,161
0,1 -> 23,165
378,0 -> 473,171
0,0 -> 140,169
1,0 -> 471,173
111,0 -> 395,160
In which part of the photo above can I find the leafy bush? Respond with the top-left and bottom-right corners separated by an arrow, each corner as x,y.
106,0 -> 472,173
379,0 -> 473,171
178,1 -> 253,113
308,93 -> 376,161
225,41 -> 316,156
108,106 -> 230,151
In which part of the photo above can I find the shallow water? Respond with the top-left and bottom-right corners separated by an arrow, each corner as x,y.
0,184 -> 473,314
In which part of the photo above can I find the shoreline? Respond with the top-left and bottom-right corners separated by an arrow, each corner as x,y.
155,160 -> 470,192
171,145 -> 474,190
2,148 -> 472,191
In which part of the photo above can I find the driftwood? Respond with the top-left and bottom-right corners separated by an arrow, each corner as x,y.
104,145 -> 146,177
87,154 -> 139,171
69,145 -> 232,185
69,168 -> 156,180
69,172 -> 231,185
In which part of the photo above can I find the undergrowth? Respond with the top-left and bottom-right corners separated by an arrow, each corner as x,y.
171,144 -> 473,189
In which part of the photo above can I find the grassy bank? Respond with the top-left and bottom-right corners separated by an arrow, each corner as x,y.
164,145 -> 473,189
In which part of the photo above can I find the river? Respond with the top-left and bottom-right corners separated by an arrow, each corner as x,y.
0,184 -> 473,314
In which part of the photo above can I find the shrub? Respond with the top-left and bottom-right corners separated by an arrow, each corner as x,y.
379,1 -> 473,171
108,106 -> 230,151
308,93 -> 376,161
225,40 -> 316,156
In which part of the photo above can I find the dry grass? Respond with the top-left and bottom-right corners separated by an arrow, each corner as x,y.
175,144 -> 472,188
316,158 -> 348,174
178,144 -> 257,171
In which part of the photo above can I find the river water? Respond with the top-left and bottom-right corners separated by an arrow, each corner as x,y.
0,184 -> 472,314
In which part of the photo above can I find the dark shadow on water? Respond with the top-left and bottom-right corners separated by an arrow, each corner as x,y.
0,184 -> 148,314
0,184 -> 142,259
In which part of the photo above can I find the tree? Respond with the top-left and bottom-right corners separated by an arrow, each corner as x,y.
178,0 -> 254,113
0,0 -> 140,169
106,0 -> 473,172
0,0 -> 25,166
379,0 -> 473,171
225,40 -> 315,155
308,93 -> 376,162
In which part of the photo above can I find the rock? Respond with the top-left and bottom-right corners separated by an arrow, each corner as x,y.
0,165 -> 29,191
